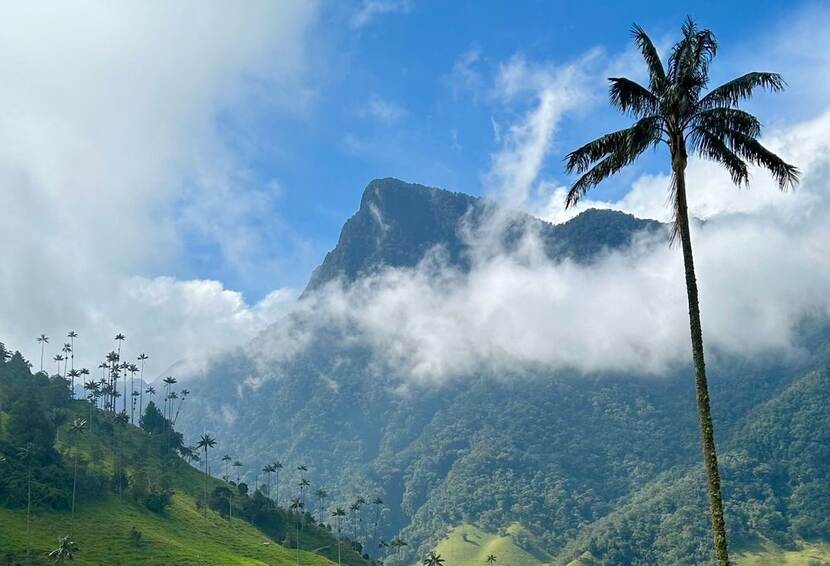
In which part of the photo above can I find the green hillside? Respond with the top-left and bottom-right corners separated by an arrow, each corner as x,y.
0,342 -> 370,566
433,523 -> 551,566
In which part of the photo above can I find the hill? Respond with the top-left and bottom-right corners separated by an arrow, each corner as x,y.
0,342 -> 371,566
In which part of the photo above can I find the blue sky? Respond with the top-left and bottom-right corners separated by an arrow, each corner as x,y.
184,0 -> 823,300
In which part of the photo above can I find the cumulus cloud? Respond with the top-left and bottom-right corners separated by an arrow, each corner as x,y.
0,2 -> 317,377
349,0 -> 412,30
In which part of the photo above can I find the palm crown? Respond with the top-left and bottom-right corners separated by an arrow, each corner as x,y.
564,18 -> 798,223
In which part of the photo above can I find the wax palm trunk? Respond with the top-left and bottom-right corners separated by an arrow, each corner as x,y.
673,157 -> 729,561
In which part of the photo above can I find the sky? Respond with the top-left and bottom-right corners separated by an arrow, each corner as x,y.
2,0 -> 830,380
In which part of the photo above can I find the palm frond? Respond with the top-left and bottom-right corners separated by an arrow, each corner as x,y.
691,108 -> 761,138
698,72 -> 786,109
631,24 -> 666,92
718,130 -> 800,189
565,119 -> 661,208
689,127 -> 749,185
565,116 -> 661,174
609,77 -> 659,117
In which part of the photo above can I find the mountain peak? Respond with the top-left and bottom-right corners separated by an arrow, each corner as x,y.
303,179 -> 662,294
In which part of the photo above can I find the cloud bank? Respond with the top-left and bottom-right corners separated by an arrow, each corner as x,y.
0,2 -> 316,377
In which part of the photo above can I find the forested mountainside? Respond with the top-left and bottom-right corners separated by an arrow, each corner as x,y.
178,178 -> 830,565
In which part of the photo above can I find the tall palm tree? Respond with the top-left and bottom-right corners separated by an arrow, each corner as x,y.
316,489 -> 328,524
137,353 -> 149,417
120,361 -> 130,413
487,554 -> 497,566
172,388 -> 189,425
67,369 -> 80,398
114,333 -> 126,358
196,433 -> 217,516
332,507 -> 347,566
273,460 -> 283,505
68,418 -> 87,523
53,354 -> 64,376
67,330 -> 77,373
299,477 -> 311,511
37,334 -> 49,372
423,551 -> 444,566
61,343 -> 71,377
262,464 -> 274,499
221,454 -> 232,481
47,535 -> 78,563
232,460 -> 243,483
127,363 -> 139,423
162,377 -> 177,421
372,497 -> 384,549
290,497 -> 305,566
563,19 -> 798,565
391,537 -> 407,566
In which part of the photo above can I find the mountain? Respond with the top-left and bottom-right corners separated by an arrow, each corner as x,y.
178,178 -> 830,566
304,178 -> 661,293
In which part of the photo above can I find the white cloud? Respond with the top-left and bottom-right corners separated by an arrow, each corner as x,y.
349,0 -> 412,30
484,52 -> 600,208
0,2 -> 317,377
247,108 -> 830,386
366,95 -> 406,125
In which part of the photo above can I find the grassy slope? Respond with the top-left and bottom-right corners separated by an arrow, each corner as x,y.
432,524 -> 830,566
0,494 -> 335,566
433,524 -> 550,566
0,401 -> 364,566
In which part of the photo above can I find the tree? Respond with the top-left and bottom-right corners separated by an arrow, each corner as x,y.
487,554 -> 497,566
128,363 -> 139,423
317,489 -> 329,524
67,331 -> 77,378
68,417 -> 87,523
232,460 -> 243,483
196,433 -> 217,516
372,497 -> 384,550
332,507 -> 347,566
562,19 -> 798,565
61,343 -> 71,377
391,537 -> 407,566
423,551 -> 444,566
221,454 -> 232,481
54,354 -> 64,376
290,497 -> 305,566
273,460 -> 283,505
67,369 -> 80,400
47,535 -> 78,563
37,334 -> 49,372
137,353 -> 149,419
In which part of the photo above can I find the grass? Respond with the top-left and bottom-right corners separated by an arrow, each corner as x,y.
433,523 -> 550,566
0,400 -> 366,566
734,540 -> 830,566
0,493 -> 336,565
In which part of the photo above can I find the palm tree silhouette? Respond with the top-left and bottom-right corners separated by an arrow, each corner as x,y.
221,454 -> 232,481
37,334 -> 49,372
391,537 -> 407,566
290,497 -> 305,566
61,343 -> 71,377
332,507 -> 347,566
68,418 -> 87,523
262,463 -> 274,499
53,354 -> 64,376
172,388 -> 189,426
316,489 -> 328,523
563,19 -> 798,565
67,369 -> 80,398
423,551 -> 444,566
67,330 -> 77,373
232,460 -> 243,483
372,497 -> 384,551
137,353 -> 149,417
487,554 -> 497,566
196,433 -> 217,516
272,460 -> 283,505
